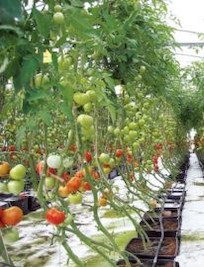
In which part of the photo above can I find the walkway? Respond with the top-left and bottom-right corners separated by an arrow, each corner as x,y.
177,153 -> 204,267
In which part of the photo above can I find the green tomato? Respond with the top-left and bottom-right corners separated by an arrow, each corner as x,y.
83,102 -> 92,113
128,122 -> 137,130
113,128 -> 120,136
54,5 -> 62,12
58,56 -> 72,74
86,90 -> 97,101
53,12 -> 64,24
99,153 -> 110,164
77,114 -> 94,128
124,135 -> 131,143
81,125 -> 94,136
0,182 -> 9,193
135,74 -> 142,81
109,158 -> 115,168
68,192 -> 82,204
139,65 -> 146,74
10,164 -> 26,180
107,126 -> 114,133
133,142 -> 140,150
3,228 -> 20,244
128,130 -> 137,140
123,126 -> 129,134
103,167 -> 111,175
124,95 -> 130,104
7,180 -> 24,195
138,119 -> 145,126
34,73 -> 49,88
73,92 -> 90,106
146,160 -> 152,165
45,177 -> 55,190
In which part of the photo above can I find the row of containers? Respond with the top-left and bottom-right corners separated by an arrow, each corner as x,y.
116,154 -> 190,267
0,193 -> 40,215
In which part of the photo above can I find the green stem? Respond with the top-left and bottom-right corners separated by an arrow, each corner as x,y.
0,231 -> 14,266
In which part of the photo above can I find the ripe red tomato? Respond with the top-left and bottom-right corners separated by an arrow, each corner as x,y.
85,151 -> 92,163
1,207 -> 23,226
0,221 -> 5,229
8,145 -> 16,152
1,146 -> 7,152
46,208 -> 65,225
154,143 -> 162,150
92,171 -> 100,180
48,167 -> 57,175
154,165 -> 159,172
66,177 -> 81,192
61,171 -> 70,182
115,149 -> 124,158
126,154 -> 132,164
69,143 -> 76,152
36,161 -> 57,175
82,181 -> 91,191
0,207 -> 3,218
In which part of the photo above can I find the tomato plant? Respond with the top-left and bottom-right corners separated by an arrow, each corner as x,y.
0,0 -> 194,266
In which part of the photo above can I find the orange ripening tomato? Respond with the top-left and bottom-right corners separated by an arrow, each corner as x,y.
1,207 -> 23,226
75,170 -> 85,179
46,208 -> 65,225
98,197 -> 107,207
102,163 -> 110,168
58,185 -> 70,198
0,161 -> 10,177
66,177 -> 81,192
36,161 -> 44,174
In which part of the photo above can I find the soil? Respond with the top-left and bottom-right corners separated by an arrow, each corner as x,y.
143,210 -> 178,220
117,259 -> 175,266
140,220 -> 179,231
126,237 -> 177,257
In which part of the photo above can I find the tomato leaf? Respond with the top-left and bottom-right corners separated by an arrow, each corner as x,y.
33,8 -> 51,38
0,0 -> 22,24
39,109 -> 52,126
13,55 -> 40,91
58,84 -> 74,121
107,104 -> 116,123
16,126 -> 26,150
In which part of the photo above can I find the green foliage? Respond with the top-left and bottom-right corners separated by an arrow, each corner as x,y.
0,0 -> 22,24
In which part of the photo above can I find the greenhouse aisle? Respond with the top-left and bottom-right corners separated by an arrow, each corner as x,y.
177,153 -> 204,267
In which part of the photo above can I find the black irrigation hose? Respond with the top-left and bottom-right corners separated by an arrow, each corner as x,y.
151,196 -> 165,267
0,262 -> 15,267
152,178 -> 186,267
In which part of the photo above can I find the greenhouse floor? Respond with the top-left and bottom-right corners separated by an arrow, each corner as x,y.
177,153 -> 204,267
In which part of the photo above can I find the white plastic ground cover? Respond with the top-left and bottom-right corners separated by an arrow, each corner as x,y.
2,160 -> 171,267
177,153 -> 204,267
